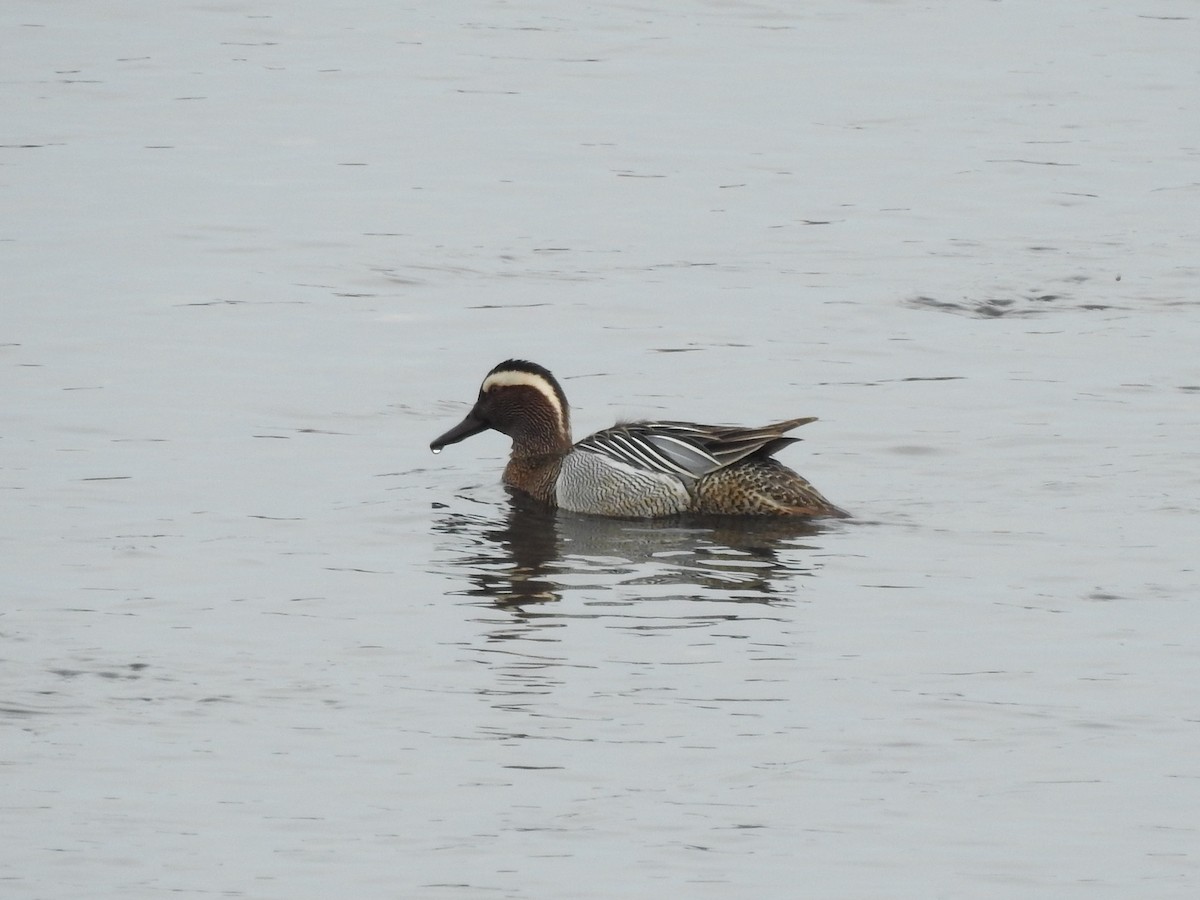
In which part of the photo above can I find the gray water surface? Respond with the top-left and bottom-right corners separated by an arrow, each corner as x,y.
4,1 -> 1198,897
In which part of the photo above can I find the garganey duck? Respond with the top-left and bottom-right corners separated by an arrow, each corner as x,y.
430,359 -> 848,519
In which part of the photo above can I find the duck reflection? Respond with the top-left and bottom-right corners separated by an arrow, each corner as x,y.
432,490 -> 839,608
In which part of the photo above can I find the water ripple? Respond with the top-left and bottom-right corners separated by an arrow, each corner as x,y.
431,493 -> 842,610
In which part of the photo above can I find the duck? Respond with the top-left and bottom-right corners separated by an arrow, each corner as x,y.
430,359 -> 848,519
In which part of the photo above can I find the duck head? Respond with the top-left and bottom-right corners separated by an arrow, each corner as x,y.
430,359 -> 572,456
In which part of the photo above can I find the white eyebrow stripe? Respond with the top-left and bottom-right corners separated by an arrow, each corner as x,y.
480,369 -> 565,423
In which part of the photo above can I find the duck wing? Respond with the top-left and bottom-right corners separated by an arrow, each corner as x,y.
575,418 -> 817,482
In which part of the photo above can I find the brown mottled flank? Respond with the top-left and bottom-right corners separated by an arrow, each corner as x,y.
692,458 -> 848,517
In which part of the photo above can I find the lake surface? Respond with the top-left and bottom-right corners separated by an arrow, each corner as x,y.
4,1 -> 1198,897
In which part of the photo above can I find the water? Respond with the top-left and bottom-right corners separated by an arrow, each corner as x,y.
4,1 -> 1198,897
